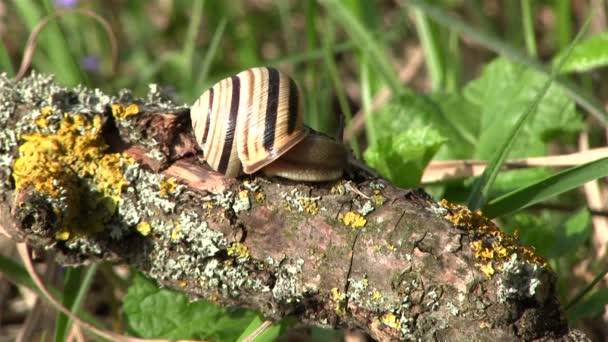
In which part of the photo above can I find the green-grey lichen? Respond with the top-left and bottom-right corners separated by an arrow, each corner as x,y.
281,189 -> 320,215
446,301 -> 460,316
272,257 -> 306,303
354,199 -> 375,216
369,180 -> 386,190
497,253 -> 543,303
347,276 -> 389,312
232,190 -> 251,214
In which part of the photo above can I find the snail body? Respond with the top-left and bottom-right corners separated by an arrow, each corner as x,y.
191,67 -> 347,181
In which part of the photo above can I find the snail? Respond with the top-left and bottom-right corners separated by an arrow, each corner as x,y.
190,67 -> 348,182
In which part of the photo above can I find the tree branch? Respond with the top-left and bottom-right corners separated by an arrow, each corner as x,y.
0,73 -> 589,341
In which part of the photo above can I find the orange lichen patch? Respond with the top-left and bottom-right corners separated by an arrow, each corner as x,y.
159,177 -> 177,197
12,113 -> 132,238
111,103 -> 140,120
340,211 -> 367,229
440,199 -> 547,277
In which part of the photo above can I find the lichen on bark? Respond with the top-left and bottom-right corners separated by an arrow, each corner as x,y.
0,73 -> 588,341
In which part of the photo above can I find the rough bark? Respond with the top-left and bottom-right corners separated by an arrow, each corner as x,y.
0,73 -> 589,341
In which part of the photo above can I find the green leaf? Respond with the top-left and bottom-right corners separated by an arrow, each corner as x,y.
505,209 -> 590,259
482,157 -> 608,218
403,0 -> 608,125
554,32 -> 608,74
430,92 -> 479,160
466,44 -> 586,210
364,126 -> 446,188
463,58 -> 581,160
567,288 -> 608,322
123,273 -> 282,341
551,208 -> 590,258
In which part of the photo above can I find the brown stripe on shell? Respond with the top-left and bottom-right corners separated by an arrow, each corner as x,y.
239,67 -> 307,174
287,78 -> 299,134
192,67 -> 310,176
263,67 -> 279,151
202,87 -> 213,144
217,76 -> 240,174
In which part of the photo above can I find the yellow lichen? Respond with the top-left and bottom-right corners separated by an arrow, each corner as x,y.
330,287 -> 347,315
111,103 -> 140,120
330,183 -> 346,195
159,177 -> 177,197
254,191 -> 265,203
55,230 -> 70,241
136,222 -> 151,236
371,189 -> 385,206
331,287 -> 345,301
340,211 -> 367,229
476,262 -> 495,278
171,225 -> 181,241
238,189 -> 249,199
380,313 -> 401,329
301,198 -> 319,215
34,106 -> 53,128
470,240 -> 494,260
479,321 -> 492,329
12,113 -> 132,239
179,281 -> 187,288
227,242 -> 250,259
440,199 -> 547,278
371,290 -> 383,301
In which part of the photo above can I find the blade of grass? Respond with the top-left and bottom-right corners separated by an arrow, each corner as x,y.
521,0 -> 537,57
277,0 -> 296,54
193,17 -> 227,96
318,0 -> 403,95
39,0 -> 86,85
360,56 -> 376,145
181,0 -> 205,87
54,267 -> 83,342
482,157 -> 608,218
565,267 -> 608,311
413,7 -> 444,91
322,23 -> 360,157
467,15 -> 591,210
54,264 -> 99,342
0,254 -> 37,291
0,254 -> 63,299
14,0 -> 86,85
402,0 -> 608,125
555,0 -> 572,49
0,37 -> 15,75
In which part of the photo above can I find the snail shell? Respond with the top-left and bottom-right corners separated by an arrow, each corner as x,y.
191,67 -> 346,181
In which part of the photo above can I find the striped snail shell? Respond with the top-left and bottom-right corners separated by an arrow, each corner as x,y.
190,67 -> 347,181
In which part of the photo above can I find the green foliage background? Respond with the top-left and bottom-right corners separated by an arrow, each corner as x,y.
2,0 -> 608,340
